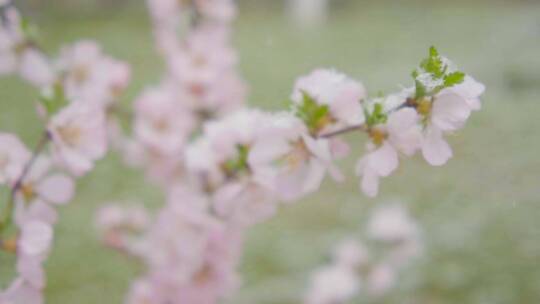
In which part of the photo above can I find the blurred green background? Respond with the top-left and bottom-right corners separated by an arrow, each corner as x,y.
1,0 -> 540,303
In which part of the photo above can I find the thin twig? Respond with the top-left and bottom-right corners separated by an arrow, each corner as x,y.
0,131 -> 51,232
318,124 -> 367,139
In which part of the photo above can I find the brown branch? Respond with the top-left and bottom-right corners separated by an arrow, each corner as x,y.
318,124 -> 367,139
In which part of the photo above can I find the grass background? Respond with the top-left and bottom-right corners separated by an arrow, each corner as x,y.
1,1 -> 540,303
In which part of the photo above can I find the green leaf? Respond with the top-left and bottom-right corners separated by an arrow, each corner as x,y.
415,79 -> 427,99
444,71 -> 465,87
420,46 -> 445,79
223,144 -> 250,176
429,45 -> 439,58
19,18 -> 39,42
366,103 -> 387,127
39,83 -> 68,116
293,92 -> 330,133
413,46 -> 466,97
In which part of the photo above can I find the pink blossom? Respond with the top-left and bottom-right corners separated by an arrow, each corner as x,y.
366,263 -> 396,296
441,75 -> 485,111
332,239 -> 369,268
186,109 -> 266,188
418,75 -> 484,166
0,8 -> 54,87
356,108 -> 422,197
0,133 -> 31,184
134,86 -> 195,155
16,255 -> 46,289
367,204 -> 419,243
18,220 -> 53,257
248,113 -> 342,201
125,278 -> 161,304
95,203 -> 150,254
15,156 -> 75,205
96,204 -> 150,233
212,181 -> 276,226
147,0 -> 182,26
305,265 -> 360,304
196,0 -> 237,22
48,101 -> 108,176
167,25 -> 245,116
58,40 -> 131,106
15,200 -> 58,226
169,27 -> 236,85
130,188 -> 244,303
0,278 -> 43,304
292,69 -> 366,130
420,92 -> 471,166
18,49 -> 54,88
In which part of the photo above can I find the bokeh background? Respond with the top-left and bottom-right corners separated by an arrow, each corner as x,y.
1,0 -> 540,303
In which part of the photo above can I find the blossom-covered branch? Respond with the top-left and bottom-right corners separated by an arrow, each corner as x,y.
0,131 -> 50,233
0,0 -> 485,303
0,3 -> 130,302
94,1 -> 485,304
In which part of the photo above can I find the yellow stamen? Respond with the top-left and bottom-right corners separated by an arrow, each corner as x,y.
283,139 -> 310,170
417,97 -> 433,116
369,128 -> 388,146
0,154 -> 8,169
57,125 -> 82,147
194,264 -> 213,285
72,65 -> 89,84
20,183 -> 35,201
315,114 -> 337,134
152,119 -> 170,132
1,237 -> 18,253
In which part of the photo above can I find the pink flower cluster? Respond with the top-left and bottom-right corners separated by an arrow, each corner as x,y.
0,6 -> 53,87
122,0 -> 246,187
92,1 -> 485,304
0,138 -> 74,304
0,2 -> 130,302
0,0 -> 486,303
356,74 -> 484,197
304,203 -> 422,304
125,188 -> 244,304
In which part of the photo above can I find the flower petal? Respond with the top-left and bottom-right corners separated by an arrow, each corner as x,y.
422,127 -> 453,166
369,142 -> 399,177
36,174 -> 75,205
432,92 -> 471,131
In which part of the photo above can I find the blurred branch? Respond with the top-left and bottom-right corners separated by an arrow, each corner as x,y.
0,131 -> 51,234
